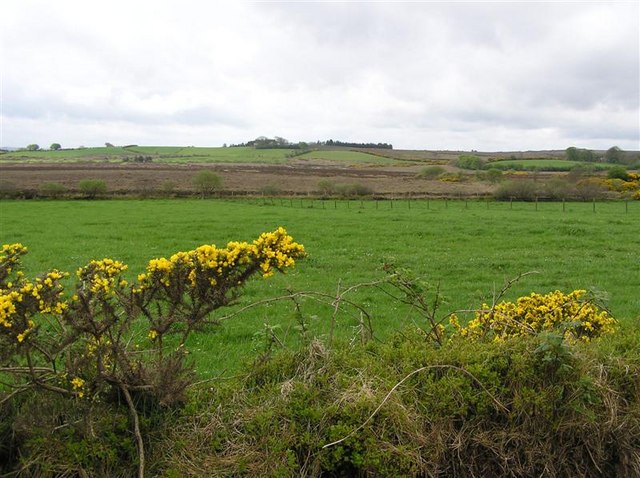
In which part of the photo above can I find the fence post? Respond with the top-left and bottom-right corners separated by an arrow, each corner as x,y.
592,198 -> 596,213
535,197 -> 538,211
562,198 -> 565,212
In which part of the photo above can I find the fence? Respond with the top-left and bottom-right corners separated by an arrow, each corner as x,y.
241,197 -> 637,214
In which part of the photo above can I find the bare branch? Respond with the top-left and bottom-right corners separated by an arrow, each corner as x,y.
323,364 -> 509,449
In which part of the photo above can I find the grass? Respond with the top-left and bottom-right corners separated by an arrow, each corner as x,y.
298,149 -> 400,165
1,198 -> 638,375
488,159 -> 613,171
0,146 -> 297,164
0,146 -> 131,161
0,146 -> 398,166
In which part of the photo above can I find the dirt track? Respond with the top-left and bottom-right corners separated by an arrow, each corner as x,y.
0,161 -> 494,197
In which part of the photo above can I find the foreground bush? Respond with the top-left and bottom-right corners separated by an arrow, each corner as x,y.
453,290 -> 616,342
151,330 -> 640,477
0,230 -> 305,476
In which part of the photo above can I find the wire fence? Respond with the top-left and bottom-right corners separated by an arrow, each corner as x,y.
240,196 -> 638,214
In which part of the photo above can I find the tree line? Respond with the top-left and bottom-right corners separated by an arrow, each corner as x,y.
229,136 -> 393,150
566,146 -> 637,165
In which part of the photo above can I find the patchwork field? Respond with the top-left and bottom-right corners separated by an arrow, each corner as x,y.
1,198 -> 637,375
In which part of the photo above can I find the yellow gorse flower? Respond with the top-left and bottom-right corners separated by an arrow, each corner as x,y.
76,258 -> 128,298
70,377 -> 86,398
454,290 -> 616,342
137,227 -> 305,291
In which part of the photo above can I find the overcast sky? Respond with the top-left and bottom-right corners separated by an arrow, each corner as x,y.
1,1 -> 638,151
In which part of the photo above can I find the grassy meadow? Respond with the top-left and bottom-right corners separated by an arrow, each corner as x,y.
1,146 -> 393,166
1,198 -> 638,375
488,158 -> 613,171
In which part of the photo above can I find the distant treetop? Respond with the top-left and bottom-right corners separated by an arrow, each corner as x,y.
229,136 -> 393,150
323,139 -> 393,150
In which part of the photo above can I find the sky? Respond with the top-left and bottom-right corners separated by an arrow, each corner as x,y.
1,1 -> 638,151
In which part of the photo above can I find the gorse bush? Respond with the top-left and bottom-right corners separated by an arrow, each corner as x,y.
0,229 -> 305,475
451,290 -> 616,342
1,229 -> 305,397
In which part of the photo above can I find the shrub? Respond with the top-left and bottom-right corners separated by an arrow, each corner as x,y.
542,177 -> 574,200
485,168 -> 503,183
454,154 -> 486,170
607,165 -> 630,181
0,180 -> 18,198
575,178 -> 608,201
317,179 -> 336,197
494,180 -> 539,201
334,182 -> 373,197
438,172 -> 466,182
78,179 -> 107,198
160,179 -> 177,196
40,182 -> 67,198
192,170 -> 222,197
156,328 -> 639,477
417,166 -> 445,179
452,290 -> 616,342
0,229 -> 305,476
260,184 -> 281,196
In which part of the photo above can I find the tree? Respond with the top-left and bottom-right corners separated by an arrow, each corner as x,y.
26,144 -> 40,151
50,143 -> 61,151
192,170 -> 222,198
105,142 -> 115,148
607,165 -> 629,181
605,146 -> 623,164
578,149 -> 594,162
565,147 -> 579,162
566,146 -> 594,162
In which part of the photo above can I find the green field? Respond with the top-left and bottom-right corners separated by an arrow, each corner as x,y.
488,159 -> 613,171
0,146 -> 391,165
1,199 -> 638,375
298,149 -> 400,164
0,146 -> 297,164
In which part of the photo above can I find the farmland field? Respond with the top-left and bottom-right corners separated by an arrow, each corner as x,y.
1,198 -> 638,375
297,149 -> 400,164
0,146 -> 299,164
488,158 -> 613,171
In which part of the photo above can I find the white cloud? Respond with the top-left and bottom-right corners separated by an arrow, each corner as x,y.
1,0 -> 638,150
